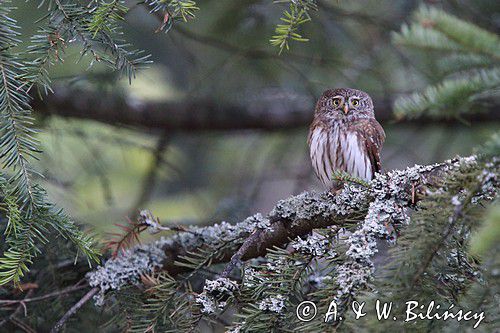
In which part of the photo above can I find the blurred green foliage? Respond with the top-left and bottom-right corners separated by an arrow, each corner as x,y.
6,0 -> 496,240
470,203 -> 500,256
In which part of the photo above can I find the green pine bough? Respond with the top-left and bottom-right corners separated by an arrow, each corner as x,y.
393,6 -> 500,120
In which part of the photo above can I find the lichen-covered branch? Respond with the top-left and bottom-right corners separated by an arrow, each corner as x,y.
87,155 -> 492,306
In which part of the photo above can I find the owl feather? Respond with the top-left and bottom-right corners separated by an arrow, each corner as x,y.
308,88 -> 385,190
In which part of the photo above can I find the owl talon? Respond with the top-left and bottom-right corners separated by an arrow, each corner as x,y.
328,187 -> 343,195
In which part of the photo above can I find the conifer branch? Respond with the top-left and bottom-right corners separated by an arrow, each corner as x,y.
219,229 -> 264,279
87,155 -> 492,301
80,154 -> 498,331
0,283 -> 88,305
393,6 -> 500,120
145,0 -> 199,33
0,0 -> 184,288
271,0 -> 317,54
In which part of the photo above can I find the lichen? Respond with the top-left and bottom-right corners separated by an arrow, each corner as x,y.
271,191 -> 333,221
204,277 -> 239,296
195,278 -> 238,314
472,163 -> 498,204
326,157 -> 479,303
87,214 -> 271,304
242,266 -> 259,288
87,242 -> 168,306
333,261 -> 373,301
258,295 -> 286,313
291,233 -> 330,256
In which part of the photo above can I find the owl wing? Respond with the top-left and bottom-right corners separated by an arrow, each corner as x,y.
348,118 -> 385,178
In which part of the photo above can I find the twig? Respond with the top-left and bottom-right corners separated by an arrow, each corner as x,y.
0,289 -> 35,329
219,229 -> 264,279
9,316 -> 36,333
50,287 -> 99,333
0,283 -> 88,306
411,193 -> 469,286
128,132 -> 171,219
138,210 -> 200,235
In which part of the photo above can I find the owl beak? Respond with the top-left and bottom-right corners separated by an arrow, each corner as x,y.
343,104 -> 349,114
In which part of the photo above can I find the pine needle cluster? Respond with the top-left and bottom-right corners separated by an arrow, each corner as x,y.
270,0 -> 317,54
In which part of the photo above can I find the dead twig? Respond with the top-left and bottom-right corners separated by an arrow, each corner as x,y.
0,282 -> 88,306
50,287 -> 99,333
0,289 -> 35,329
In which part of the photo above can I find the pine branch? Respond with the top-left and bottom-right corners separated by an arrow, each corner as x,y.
444,242 -> 500,331
331,169 -> 370,188
104,217 -> 148,258
219,229 -> 264,279
27,0 -> 151,87
0,4 -> 49,286
0,189 -> 101,285
0,4 -> 41,215
145,0 -> 199,33
127,273 -> 199,332
88,0 -> 128,38
437,53 -> 494,74
353,164 -> 496,331
0,0 -> 159,287
87,155 -> 493,302
394,6 -> 500,58
228,248 -> 315,331
39,154 -> 496,331
415,6 -> 500,60
21,26 -> 66,94
394,67 -> 500,120
393,5 -> 500,120
31,85 -> 500,133
271,1 -> 317,54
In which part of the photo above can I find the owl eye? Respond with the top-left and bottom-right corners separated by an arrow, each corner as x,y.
351,98 -> 360,107
332,98 -> 341,106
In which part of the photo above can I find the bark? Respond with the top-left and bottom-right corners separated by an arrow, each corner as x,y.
32,87 -> 499,133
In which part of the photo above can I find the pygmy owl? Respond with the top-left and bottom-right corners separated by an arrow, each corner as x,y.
308,88 -> 385,190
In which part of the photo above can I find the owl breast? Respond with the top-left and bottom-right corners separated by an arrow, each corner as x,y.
309,124 -> 373,188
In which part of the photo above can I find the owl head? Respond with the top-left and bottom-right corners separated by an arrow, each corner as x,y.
314,88 -> 374,121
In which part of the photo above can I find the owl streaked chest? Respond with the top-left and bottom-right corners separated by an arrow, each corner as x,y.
308,123 -> 372,187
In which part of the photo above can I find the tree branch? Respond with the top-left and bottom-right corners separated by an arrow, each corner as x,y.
50,287 -> 99,333
0,283 -> 88,306
0,290 -> 35,329
128,132 -> 170,219
87,155 -> 483,302
32,86 -> 499,132
219,229 -> 264,279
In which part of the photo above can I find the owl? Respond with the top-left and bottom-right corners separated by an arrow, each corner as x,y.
308,88 -> 385,190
